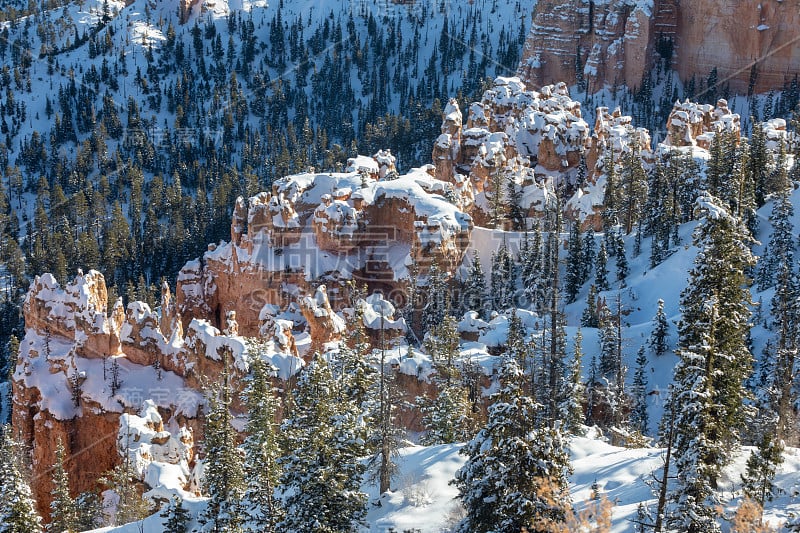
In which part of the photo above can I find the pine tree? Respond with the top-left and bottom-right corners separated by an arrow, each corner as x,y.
620,143 -> 648,234
565,222 -> 584,303
609,228 -> 628,286
0,427 -> 42,533
370,298 -> 403,496
562,329 -> 586,435
422,258 -> 450,335
741,433 -> 783,508
506,171 -> 525,230
417,384 -> 472,445
161,496 -> 191,533
279,355 -> 367,532
490,244 -> 514,312
74,491 -> 103,531
648,299 -> 670,356
581,229 -> 596,284
630,347 -> 649,435
462,250 -> 486,317
595,242 -> 610,291
241,354 -> 282,532
581,284 -> 600,328
100,451 -> 149,526
48,439 -> 78,533
597,299 -> 627,431
201,346 -> 245,532
452,358 -> 571,533
758,185 -> 794,290
666,194 -> 756,533
419,316 -> 472,444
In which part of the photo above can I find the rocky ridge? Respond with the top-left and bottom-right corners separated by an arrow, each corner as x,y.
518,0 -> 800,94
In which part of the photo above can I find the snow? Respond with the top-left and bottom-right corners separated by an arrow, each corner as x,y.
95,434 -> 800,532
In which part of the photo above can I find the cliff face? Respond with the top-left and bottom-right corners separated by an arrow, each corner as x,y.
176,161 -> 474,336
12,270 -> 296,519
518,0 -> 799,94
675,0 -> 800,94
518,0 -> 655,92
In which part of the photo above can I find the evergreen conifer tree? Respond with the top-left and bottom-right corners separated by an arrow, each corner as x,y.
562,329 -> 586,434
666,195 -> 756,533
630,347 -> 649,436
581,229 -> 596,284
422,258 -> 450,335
0,427 -> 41,533
758,185 -> 794,290
581,284 -> 600,328
595,242 -> 610,291
279,355 -> 367,532
452,358 -> 571,532
462,250 -> 486,317
161,496 -> 191,533
241,354 -> 282,532
201,346 -> 245,531
648,299 -> 670,356
565,222 -> 584,303
48,439 -> 78,533
741,433 -> 783,509
418,316 -> 472,444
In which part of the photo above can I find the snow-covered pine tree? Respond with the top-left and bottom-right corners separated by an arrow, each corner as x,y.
418,315 -> 473,445
161,496 -> 191,533
0,427 -> 41,533
99,450 -> 149,526
581,284 -> 600,328
424,314 -> 461,385
597,299 -> 627,431
595,242 -> 610,291
200,346 -> 245,531
417,384 -> 472,446
666,194 -> 756,533
620,141 -> 648,235
523,221 -> 545,309
770,258 -> 800,444
338,293 -> 378,415
241,355 -> 282,532
506,171 -> 525,230
561,328 -> 586,435
452,357 -> 571,533
741,432 -> 783,508
505,309 -> 528,374
758,183 -> 794,291
581,229 -> 596,284
370,301 -> 403,496
630,346 -> 649,436
462,250 -> 486,317
748,122 -> 769,206
74,491 -> 103,532
648,299 -> 670,356
278,355 -> 367,532
601,148 -> 620,231
490,243 -> 514,312
48,438 -> 78,533
612,229 -> 628,286
422,258 -> 450,335
565,222 -> 584,303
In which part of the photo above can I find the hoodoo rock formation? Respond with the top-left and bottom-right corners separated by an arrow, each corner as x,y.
15,80 -> 785,524
519,0 -> 800,94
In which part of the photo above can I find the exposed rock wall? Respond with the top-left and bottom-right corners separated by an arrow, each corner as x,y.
518,0 -> 655,91
518,0 -> 800,94
13,270 -> 298,520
